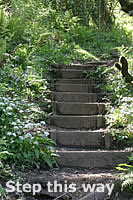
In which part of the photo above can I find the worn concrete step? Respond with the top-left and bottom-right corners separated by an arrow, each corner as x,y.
52,63 -> 97,71
52,92 -> 104,102
52,78 -> 103,84
52,60 -> 114,70
50,69 -> 88,79
50,115 -> 105,129
52,84 -> 102,93
56,149 -> 131,169
50,130 -> 106,148
54,102 -> 106,115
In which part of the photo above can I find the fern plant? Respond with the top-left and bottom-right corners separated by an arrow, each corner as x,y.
116,155 -> 133,192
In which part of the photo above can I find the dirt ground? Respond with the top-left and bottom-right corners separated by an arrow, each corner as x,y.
4,167 -> 129,200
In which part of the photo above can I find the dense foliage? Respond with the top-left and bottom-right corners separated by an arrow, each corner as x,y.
105,56 -> 133,148
0,0 -> 59,170
116,155 -> 133,193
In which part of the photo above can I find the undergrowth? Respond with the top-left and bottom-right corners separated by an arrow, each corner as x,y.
116,155 -> 133,194
104,47 -> 133,149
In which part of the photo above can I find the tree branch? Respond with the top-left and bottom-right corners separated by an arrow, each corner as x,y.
115,56 -> 133,84
117,0 -> 133,15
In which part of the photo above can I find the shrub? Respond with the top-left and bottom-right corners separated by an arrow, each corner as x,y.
116,155 -> 133,193
0,96 -> 57,168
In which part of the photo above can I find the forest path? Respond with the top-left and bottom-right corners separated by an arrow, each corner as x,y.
21,61 -> 132,200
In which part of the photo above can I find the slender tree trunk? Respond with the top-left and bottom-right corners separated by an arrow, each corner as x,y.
99,0 -> 113,27
83,0 -> 89,25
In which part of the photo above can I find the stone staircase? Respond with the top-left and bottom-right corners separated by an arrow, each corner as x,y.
49,61 -> 131,169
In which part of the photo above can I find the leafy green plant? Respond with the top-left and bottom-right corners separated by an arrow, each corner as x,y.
104,52 -> 133,148
0,186 -> 6,200
0,96 -> 57,168
116,156 -> 133,193
106,96 -> 133,148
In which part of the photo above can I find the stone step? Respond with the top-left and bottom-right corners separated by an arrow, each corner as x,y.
50,69 -> 88,79
50,115 -> 105,129
52,84 -> 102,93
52,63 -> 97,71
53,102 -> 106,115
52,78 -> 103,85
56,149 -> 131,169
50,130 -> 106,148
26,168 -> 116,200
52,60 -> 114,70
52,92 -> 105,102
